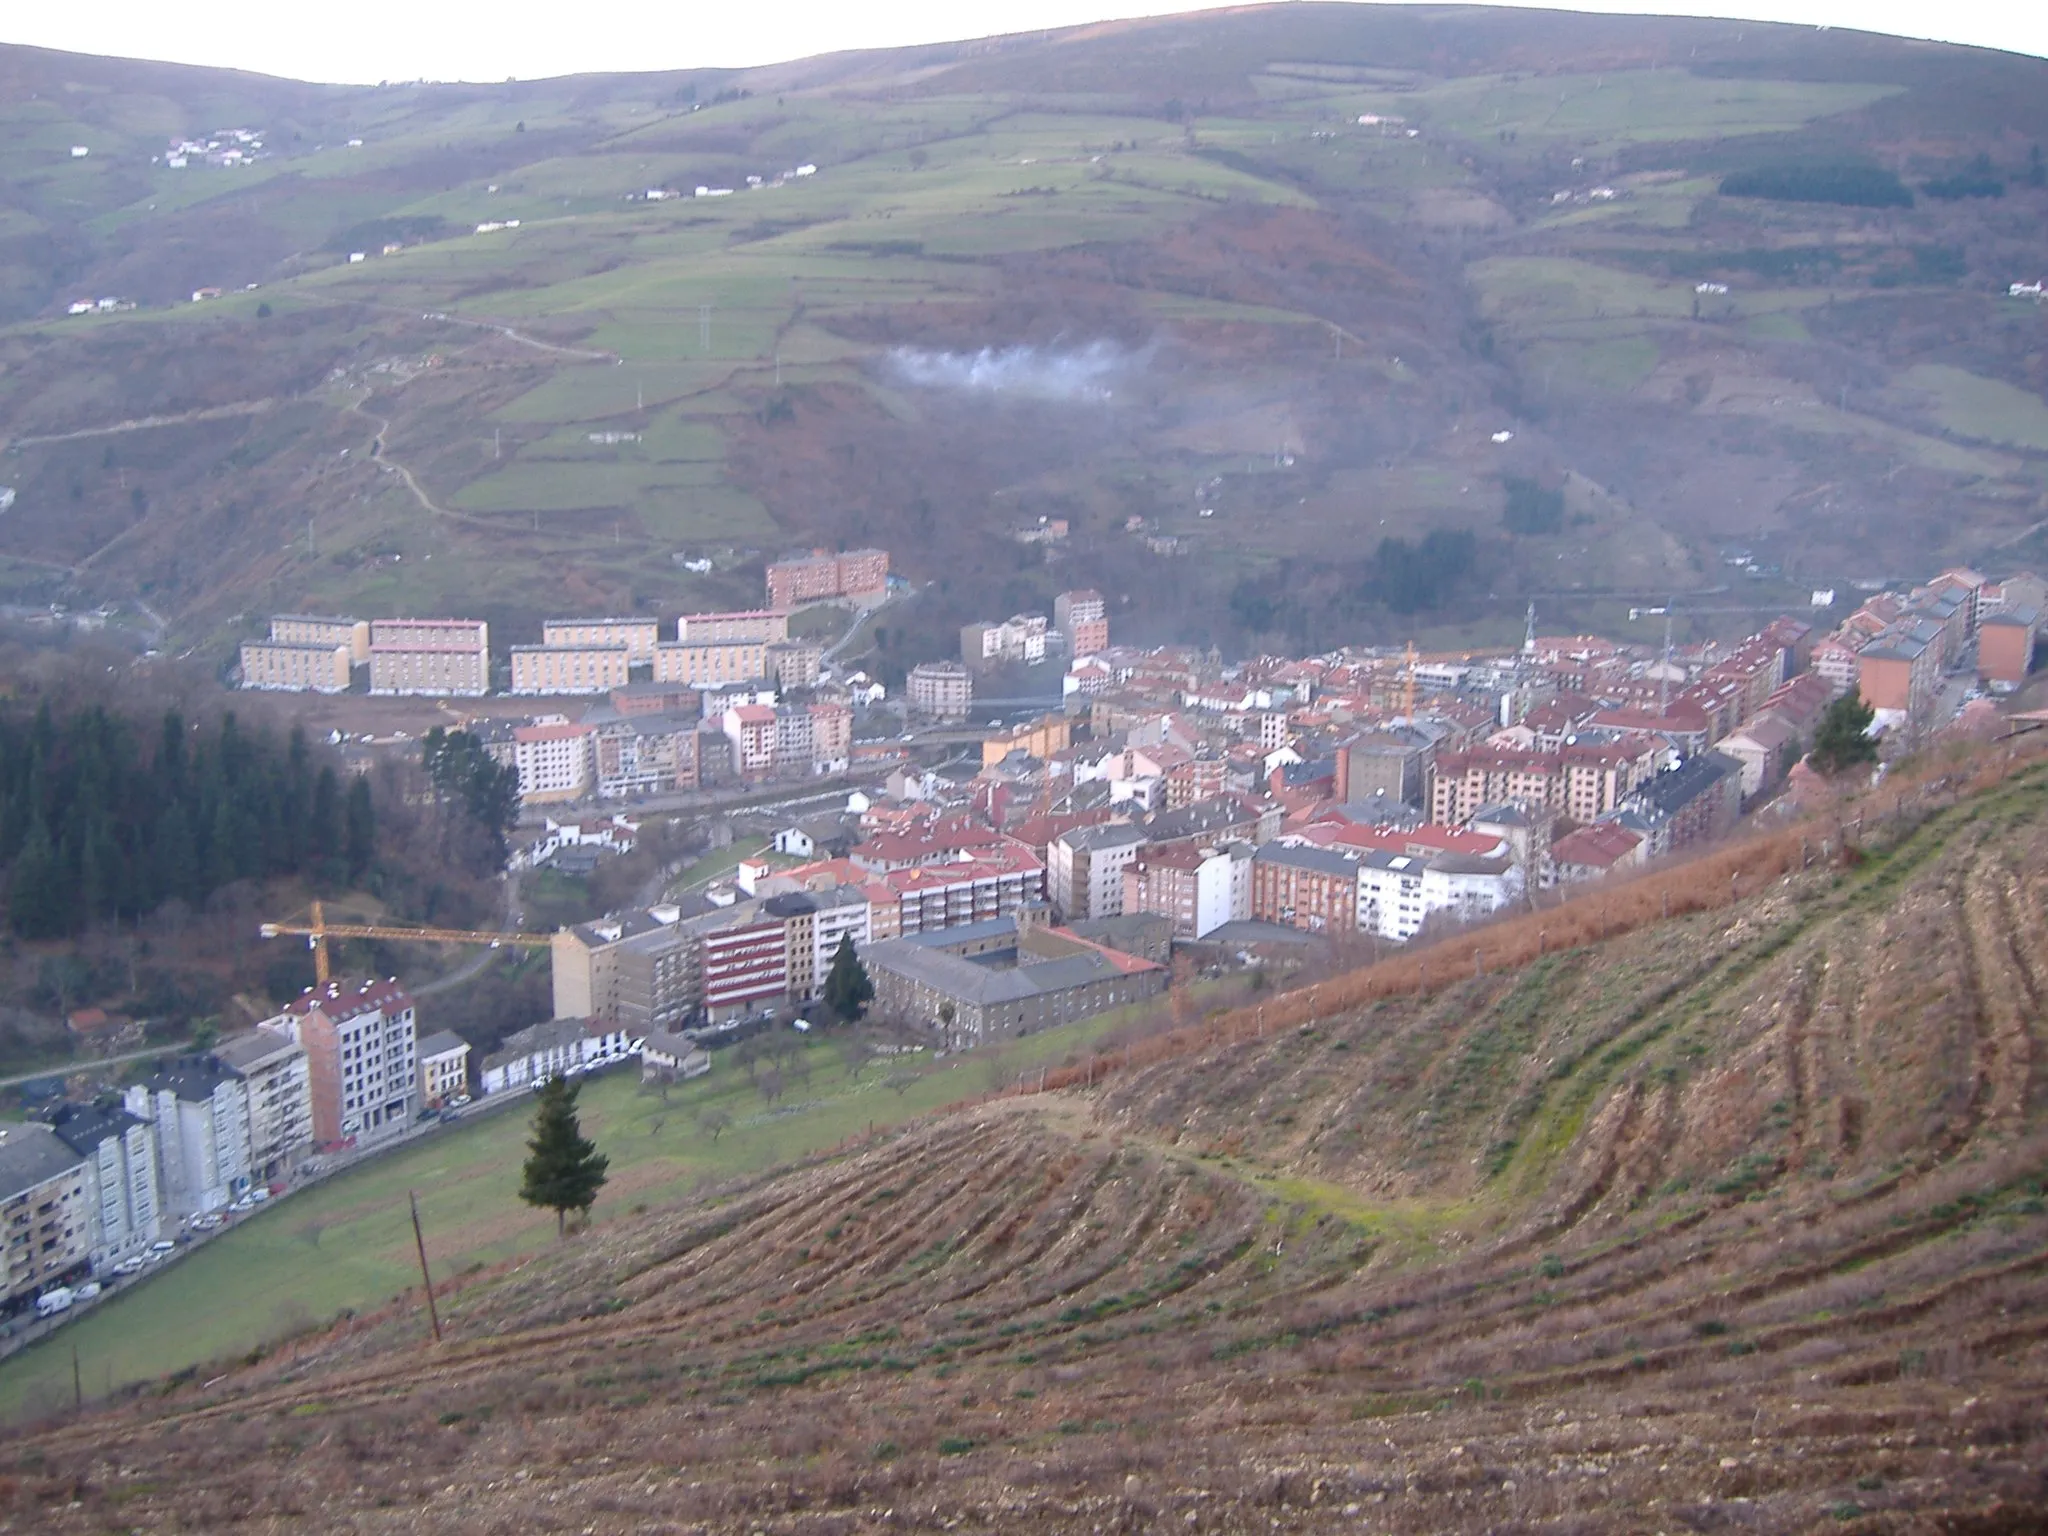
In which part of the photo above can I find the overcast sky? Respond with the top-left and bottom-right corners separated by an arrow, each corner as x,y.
7,0 -> 2043,85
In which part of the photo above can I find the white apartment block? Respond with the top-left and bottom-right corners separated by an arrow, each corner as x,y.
214,1029 -> 314,1182
654,639 -> 766,688
369,619 -> 490,697
49,1103 -> 162,1269
543,617 -> 660,662
510,644 -> 631,695
125,1058 -> 253,1215
240,639 -> 352,693
513,721 -> 595,803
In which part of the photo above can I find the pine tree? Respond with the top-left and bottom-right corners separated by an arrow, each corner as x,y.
1809,692 -> 1880,777
519,1077 -> 609,1235
11,814 -> 65,939
820,934 -> 874,1024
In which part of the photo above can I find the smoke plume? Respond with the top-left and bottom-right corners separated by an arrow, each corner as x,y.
885,340 -> 1131,403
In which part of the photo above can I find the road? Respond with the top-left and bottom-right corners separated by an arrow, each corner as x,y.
410,876 -> 527,998
0,1041 -> 193,1090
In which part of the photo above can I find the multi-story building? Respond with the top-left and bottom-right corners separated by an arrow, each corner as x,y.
1054,589 -> 1110,656
124,1057 -> 252,1215
239,639 -> 353,693
1855,628 -> 1938,728
907,660 -> 973,720
542,617 -> 660,663
983,712 -> 1071,769
1979,606 -> 2039,690
513,721 -> 595,803
1356,850 -> 1427,941
47,1102 -> 160,1270
0,1123 -> 91,1308
808,699 -> 852,772
368,619 -> 490,697
479,1018 -> 634,1095
510,644 -> 632,696
653,639 -> 767,689
553,906 -> 699,1036
765,639 -> 824,691
773,705 -> 815,775
591,712 -> 699,797
416,1031 -> 472,1106
1048,823 -> 1145,922
1619,752 -> 1743,856
263,979 -> 419,1149
766,548 -> 888,610
213,1029 -> 312,1183
1121,840 -> 1250,939
1428,740 -> 1658,827
962,613 -> 1049,666
862,920 -> 1165,1045
724,704 -> 778,779
1251,843 -> 1359,933
608,680 -> 701,717
777,887 -> 873,1004
677,609 -> 791,645
269,614 -> 371,663
700,907 -> 790,1022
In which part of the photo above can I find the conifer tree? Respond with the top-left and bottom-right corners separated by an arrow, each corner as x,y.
821,934 -> 874,1024
345,776 -> 377,879
519,1077 -> 609,1235
1810,692 -> 1880,777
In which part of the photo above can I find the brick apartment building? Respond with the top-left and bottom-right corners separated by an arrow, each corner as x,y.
766,548 -> 889,611
263,979 -> 419,1149
1055,589 -> 1110,656
1250,843 -> 1359,933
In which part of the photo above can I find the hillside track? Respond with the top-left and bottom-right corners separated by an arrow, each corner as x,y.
8,767 -> 2048,1532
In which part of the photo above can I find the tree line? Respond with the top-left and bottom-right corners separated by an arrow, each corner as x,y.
0,703 -> 373,940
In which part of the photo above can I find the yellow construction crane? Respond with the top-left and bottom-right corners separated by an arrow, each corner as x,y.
1401,640 -> 1418,719
260,899 -> 553,986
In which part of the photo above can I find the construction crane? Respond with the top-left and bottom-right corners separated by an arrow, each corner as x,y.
259,900 -> 553,986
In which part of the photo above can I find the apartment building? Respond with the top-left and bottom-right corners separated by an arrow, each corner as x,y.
1048,823 -> 1146,921
553,906 -> 699,1036
1428,740 -> 1658,827
773,705 -> 815,775
1055,589 -> 1110,656
542,617 -> 660,662
808,699 -> 852,772
766,548 -> 888,610
264,979 -> 419,1148
480,1018 -> 634,1095
591,712 -> 699,797
1121,840 -> 1250,939
510,643 -> 631,696
417,1031 -> 471,1105
124,1057 -> 252,1215
983,712 -> 1071,769
862,921 -> 1164,1046
213,1029 -> 313,1183
908,660 -> 973,720
962,613 -> 1049,666
1980,606 -> 2039,690
678,609 -> 790,644
368,619 -> 490,697
778,887 -> 872,1004
724,704 -> 778,779
701,906 -> 790,1021
513,721 -> 595,803
653,639 -> 767,689
1250,843 -> 1359,933
47,1103 -> 160,1270
240,639 -> 353,693
765,639 -> 824,691
0,1124 -> 92,1309
270,614 -> 371,663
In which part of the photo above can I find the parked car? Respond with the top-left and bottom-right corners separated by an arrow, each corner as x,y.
111,1256 -> 145,1276
450,1094 -> 472,1109
148,1239 -> 175,1258
248,1186 -> 270,1203
74,1281 -> 101,1301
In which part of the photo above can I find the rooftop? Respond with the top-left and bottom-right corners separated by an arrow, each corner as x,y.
0,1121 -> 84,1198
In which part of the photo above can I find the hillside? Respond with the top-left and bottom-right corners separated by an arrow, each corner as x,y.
5,747 -> 2045,1531
0,7 -> 2045,664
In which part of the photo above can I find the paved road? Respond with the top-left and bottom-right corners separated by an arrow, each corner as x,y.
0,1041 -> 192,1090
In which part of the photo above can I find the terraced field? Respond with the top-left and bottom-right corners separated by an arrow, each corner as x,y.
2,759 -> 2045,1531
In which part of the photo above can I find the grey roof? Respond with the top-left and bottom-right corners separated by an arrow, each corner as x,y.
0,1122 -> 85,1198
138,1056 -> 235,1103
416,1030 -> 470,1061
902,916 -> 1018,949
1429,851 -> 1515,876
483,1017 -> 601,1073
865,938 -> 1130,1007
1255,841 -> 1360,878
1058,822 -> 1145,852
46,1101 -> 147,1158
1145,796 -> 1259,843
1627,752 -> 1741,816
1189,919 -> 1317,946
213,1029 -> 301,1075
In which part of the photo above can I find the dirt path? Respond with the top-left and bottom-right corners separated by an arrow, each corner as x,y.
2,399 -> 276,451
344,399 -> 503,530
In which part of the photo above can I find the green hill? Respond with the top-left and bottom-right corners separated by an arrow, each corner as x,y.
0,7 -> 2045,663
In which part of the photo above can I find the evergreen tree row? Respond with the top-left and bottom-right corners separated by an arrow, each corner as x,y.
0,703 -> 374,939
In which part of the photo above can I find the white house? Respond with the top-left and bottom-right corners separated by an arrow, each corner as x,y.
479,1018 -> 636,1096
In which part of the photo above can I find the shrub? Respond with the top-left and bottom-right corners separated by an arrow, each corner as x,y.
1720,163 -> 1912,207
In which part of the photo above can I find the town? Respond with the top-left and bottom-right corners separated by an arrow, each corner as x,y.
4,541 -> 2036,1341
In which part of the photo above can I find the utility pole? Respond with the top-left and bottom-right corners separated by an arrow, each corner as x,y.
409,1190 -> 443,1343
72,1344 -> 82,1409
307,517 -> 316,558
699,303 -> 712,354
1660,608 -> 1674,716
493,427 -> 501,459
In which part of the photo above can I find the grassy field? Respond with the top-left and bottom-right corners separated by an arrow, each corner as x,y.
1903,363 -> 2048,452
0,998 -> 1178,1421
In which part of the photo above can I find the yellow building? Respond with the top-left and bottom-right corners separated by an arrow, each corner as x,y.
368,619 -> 490,697
981,712 -> 1072,769
269,614 -> 370,664
511,644 -> 632,695
542,617 -> 660,663
676,610 -> 790,644
240,639 -> 353,693
653,640 -> 766,688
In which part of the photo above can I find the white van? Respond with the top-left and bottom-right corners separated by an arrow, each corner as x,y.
35,1287 -> 74,1318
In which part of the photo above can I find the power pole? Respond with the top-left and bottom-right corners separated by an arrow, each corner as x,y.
493,427 -> 501,459
72,1344 -> 82,1409
699,303 -> 712,353
1660,609 -> 1674,716
409,1190 -> 443,1343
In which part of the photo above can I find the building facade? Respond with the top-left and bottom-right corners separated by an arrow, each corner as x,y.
239,639 -> 353,693
677,609 -> 791,644
513,721 -> 595,803
766,549 -> 888,610
542,617 -> 660,662
510,644 -> 632,696
907,661 -> 973,720
124,1058 -> 252,1215
653,640 -> 767,689
213,1029 -> 313,1183
0,1124 -> 91,1309
47,1103 -> 161,1269
479,1019 -> 634,1095
264,980 -> 420,1148
592,713 -> 699,797
416,1030 -> 472,1105
269,614 -> 371,663
368,619 -> 490,697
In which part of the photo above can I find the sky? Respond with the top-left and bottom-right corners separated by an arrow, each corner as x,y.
5,0 -> 2043,84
